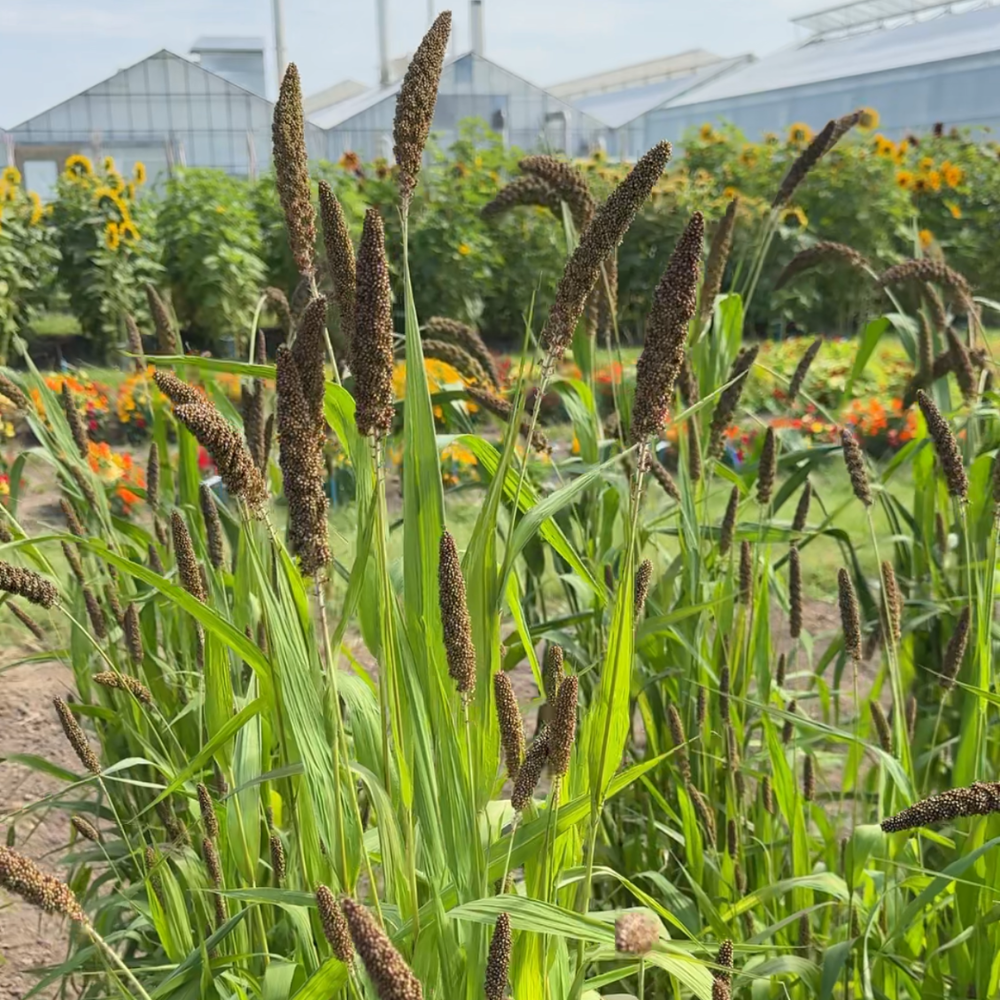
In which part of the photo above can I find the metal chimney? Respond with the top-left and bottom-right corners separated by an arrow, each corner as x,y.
375,0 -> 391,86
471,0 -> 484,56
271,0 -> 288,91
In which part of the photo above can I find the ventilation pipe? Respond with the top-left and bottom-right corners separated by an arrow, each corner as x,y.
376,0 -> 391,86
272,0 -> 288,89
471,0 -> 484,56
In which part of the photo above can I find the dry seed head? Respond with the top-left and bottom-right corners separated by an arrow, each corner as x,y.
739,540 -> 752,603
878,258 -> 972,302
173,402 -> 267,512
71,815 -> 99,842
726,724 -> 741,773
789,545 -> 803,639
485,912 -> 513,1000
393,11 -> 452,207
719,485 -> 739,556
121,602 -> 143,663
548,674 -> 578,778
687,783 -> 717,849
941,605 -> 971,690
202,836 -> 223,886
241,380 -> 265,472
340,894 -> 424,1000
772,118 -> 837,207
124,314 -> 145,372
630,212 -> 704,443
709,346 -> 758,459
667,704 -> 691,780
649,457 -> 680,502
61,383 -> 89,459
104,583 -> 123,627
776,243 -> 870,292
776,652 -> 787,687
54,697 -> 100,774
153,369 -> 201,406
466,385 -> 551,453
712,979 -> 732,1000
881,561 -> 902,643
62,541 -> 84,583
917,311 -> 935,379
543,643 -> 564,703
614,911 -> 659,955
0,845 -> 85,921
0,561 -> 57,609
438,531 -> 477,698
870,701 -> 893,754
291,296 -> 329,432
316,885 -> 354,965
171,511 -> 206,602
482,174 -> 563,220
146,442 -> 160,508
803,754 -> 816,802
424,316 -> 500,388
696,685 -> 707,726
782,700 -> 797,745
272,64 -> 316,277
838,568 -> 863,662
634,559 -> 653,620
761,774 -> 774,814
519,155 -> 595,228
840,428 -> 872,506
93,670 -> 152,705
786,337 -> 824,404
82,588 -> 107,640
678,351 -> 699,407
719,666 -> 731,723
354,208 -> 395,438
198,783 -> 219,839
494,671 -> 524,782
8,601 -> 44,641
699,198 -> 738,328
146,285 -> 178,354
318,181 -> 357,361
422,339 -> 489,385
154,516 -> 168,548
946,328 -> 976,402
792,481 -> 812,534
916,390 -> 968,500
511,726 -> 550,813
756,427 -> 777,505
270,831 -> 286,884
200,484 -> 225,570
0,373 -> 29,411
541,142 -> 671,363
881,781 -> 1000,832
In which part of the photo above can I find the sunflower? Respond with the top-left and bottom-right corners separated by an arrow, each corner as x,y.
895,170 -> 914,190
102,155 -> 116,173
942,162 -> 963,188
104,221 -> 121,251
65,154 -> 94,179
93,186 -> 129,222
699,123 -> 715,141
119,219 -> 140,243
925,169 -> 942,191
874,135 -> 895,158
1,184 -> 15,204
918,229 -> 934,249
124,181 -> 136,201
788,122 -> 813,145
945,199 -> 962,219
913,176 -> 929,194
781,206 -> 809,228
133,161 -> 147,185
29,191 -> 43,226
763,132 -> 779,146
338,151 -> 361,172
1,166 -> 21,186
919,156 -> 935,172
739,144 -> 758,167
107,170 -> 126,195
858,108 -> 879,130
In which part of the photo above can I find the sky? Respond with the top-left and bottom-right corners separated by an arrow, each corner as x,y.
0,0 -> 810,127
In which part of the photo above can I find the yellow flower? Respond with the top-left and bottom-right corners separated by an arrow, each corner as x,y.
945,199 -> 962,219
102,155 -> 116,172
1,185 -> 15,204
120,219 -> 140,243
919,156 -> 935,172
788,122 -> 813,145
913,175 -> 929,194
942,162 -> 963,188
874,135 -> 895,158
781,206 -> 808,228
133,161 -> 147,185
738,144 -> 758,167
1,166 -> 21,186
457,242 -> 471,256
858,108 -> 879,130
474,155 -> 483,168
107,170 -> 125,194
28,191 -> 43,226
104,221 -> 121,251
722,186 -> 739,199
763,132 -> 779,145
65,153 -> 94,179
919,229 -> 934,249
895,170 -> 914,190
93,186 -> 130,221
125,181 -> 136,201
215,204 -> 226,213
699,123 -> 715,141
926,169 -> 941,191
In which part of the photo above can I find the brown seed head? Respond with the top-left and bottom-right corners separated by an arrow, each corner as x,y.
153,369 -> 201,406
541,142 -> 671,363
916,390 -> 968,500
200,484 -> 225,570
792,481 -> 812,533
775,243 -> 870,291
719,485 -> 739,556
727,817 -> 739,860
712,979 -> 732,1000
7,601 -> 44,641
881,781 -> 1000,833
787,336 -> 824,402
776,651 -> 787,687
291,296 -> 328,433
0,845 -> 85,921
761,774 -> 774,814
634,559 -> 652,620
631,212 -> 704,443
688,782 -> 717,849
93,669 -> 152,705
493,670 -> 524,782
739,540 -> 752,603
677,351 -> 699,408
481,174 -> 563,220
649,457 -> 680,502
467,385 -> 550,453
270,831 -> 286,884
803,754 -> 816,802
548,674 -> 578,778
202,836 -> 223,887
667,704 -> 691,781
838,568 -> 863,662
772,118 -> 837,207
881,561 -> 902,643
946,328 -> 976,402
789,545 -> 803,640
519,155 -> 596,228
0,561 -> 57,609
438,531 -> 477,698
62,541 -> 84,583
170,511 -> 206,602
71,815 -> 99,842
941,605 -> 971,690
511,726 -> 550,812
173,402 -> 267,512
424,316 -> 500,388
878,258 -> 972,303
61,383 -> 89,459
0,373 -> 29,411
198,783 -> 219,839
709,347 -> 758,459
54,696 -> 100,774
870,700 -> 893,754
715,939 -> 734,983
699,198 -> 738,328
756,427 -> 777,506
542,643 -> 564,703
614,911 -> 659,955
485,912 -> 513,1000
59,498 -> 84,538
316,885 -> 354,965
393,11 -> 452,207
782,700 -> 797,745
340,894 -> 424,1000
841,428 -> 872,506
82,589 -> 107,642
265,287 -> 293,336
146,284 -> 178,354
354,208 -> 395,439
319,181 -> 357,362
272,64 -> 316,277
726,723 -> 741,775
120,602 -> 144,663
241,380 -> 265,473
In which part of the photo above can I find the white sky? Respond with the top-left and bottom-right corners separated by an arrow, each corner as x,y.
0,0 -> 810,128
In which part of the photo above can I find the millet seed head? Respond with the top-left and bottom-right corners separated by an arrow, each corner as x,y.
838,568 -> 863,662
316,885 -> 354,965
548,673 -> 578,778
60,497 -> 84,537
772,118 -> 837,208
199,484 -> 225,570
511,726 -> 550,813
792,480 -> 812,534
715,939 -> 734,982
340,894 -> 425,1000
788,335 -> 824,402
146,284 -> 178,354
53,696 -> 100,774
841,428 -> 872,506
0,561 -> 57,609
146,441 -> 160,508
270,831 -> 286,884
93,669 -> 152,705
494,669 -> 524,782
0,373 -> 29,411
170,511 -> 206,602
198,783 -> 219,840
739,540 -> 752,603
634,559 -> 653,619
71,815 -> 99,842
318,181 -> 357,363
0,845 -> 85,921
614,911 -> 659,955
803,754 -> 816,802
649,456 -> 680,502
870,700 -> 893,754
699,198 -> 738,329
916,390 -> 968,500
153,369 -> 201,406
719,665 -> 731,723
881,560 -> 902,643
424,316 -> 500,389
940,605 -> 971,690
543,643 -> 564,703
667,704 -> 691,781
485,912 -> 513,1000
719,485 -> 739,556
123,602 -> 144,663
481,174 -> 563,221
881,781 -> 1000,833
61,382 -> 89,459
789,545 -> 803,639
708,346 -> 758,460
756,427 -> 777,506
438,531 -> 477,698
62,541 -> 84,583
7,601 -> 44,641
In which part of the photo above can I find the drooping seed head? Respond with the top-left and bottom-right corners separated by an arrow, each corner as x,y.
649,456 -> 680,502
424,316 -> 500,389
699,198 -> 738,328
916,390 -> 968,500
772,118 -> 837,207
776,244 -> 870,292
485,912 -> 512,1000
0,845 -> 85,921
878,258 -> 972,304
838,568 -> 863,662
146,284 -> 178,354
7,601 -> 44,641
511,727 -> 550,813
481,174 -> 563,221
614,911 -> 659,955
519,155 -> 596,227
53,697 -> 100,774
171,511 -> 206,602
466,385 -> 551,454
841,428 -> 872,506
881,781 -> 1000,833
0,373 -> 29,411
71,815 -> 100,842
316,885 -> 354,965
93,670 -> 152,705
946,328 -> 977,402
940,605 -> 971,690
438,531 -> 477,698
340,895 -> 425,1000
422,339 -> 489,385
393,11 -> 452,207
708,347 -> 758,459
789,545 -> 803,639
548,674 -> 578,778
